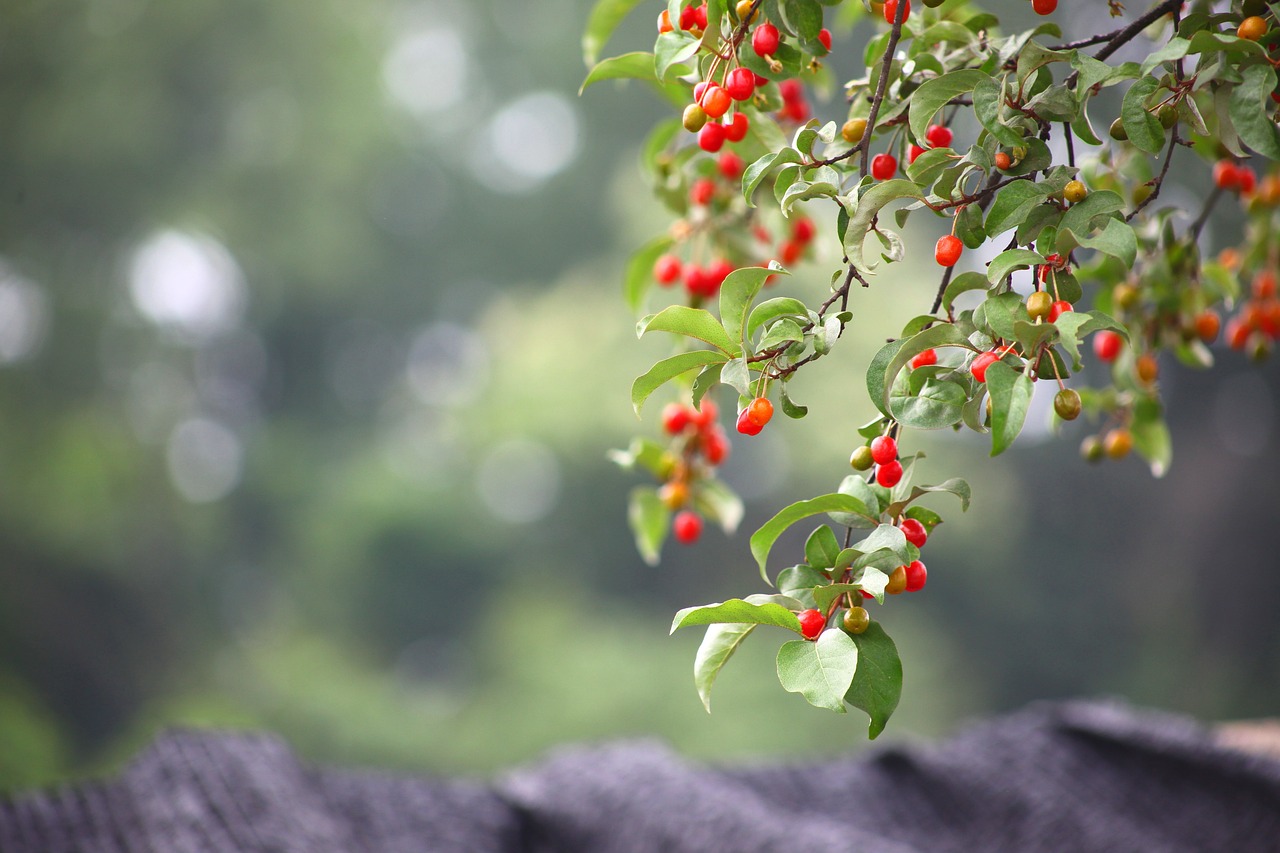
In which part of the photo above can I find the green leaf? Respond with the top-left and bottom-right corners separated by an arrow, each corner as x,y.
671,596 -> 804,634
628,487 -> 670,566
720,264 -> 781,352
844,622 -> 902,738
974,76 -> 1024,148
876,323 -> 975,414
747,297 -> 809,340
693,477 -> 745,534
866,338 -> 907,418
719,356 -> 751,396
655,31 -> 701,82
758,317 -> 806,350
805,525 -> 841,571
827,475 -> 883,530
954,203 -> 986,249
891,376 -> 966,430
942,271 -> 991,314
1229,63 -> 1280,159
1131,397 -> 1172,477
986,248 -> 1045,284
1069,217 -> 1137,268
908,69 -> 988,143
743,148 -> 803,206
1120,76 -> 1165,154
691,362 -> 723,408
693,623 -> 755,712
843,180 -> 927,270
639,306 -> 742,355
631,350 -> 730,414
752,494 -> 881,583
607,437 -> 670,478
985,360 -> 1034,456
778,564 -> 828,607
904,505 -> 943,532
985,180 -> 1052,236
582,0 -> 645,65
1139,37 -> 1190,76
885,477 -> 972,517
1058,190 -> 1125,242
777,630 -> 859,713
849,523 -> 914,566
623,234 -> 674,314
780,0 -> 823,44
580,52 -> 659,94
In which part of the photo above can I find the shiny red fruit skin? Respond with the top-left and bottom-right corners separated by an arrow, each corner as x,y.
792,217 -> 815,243
970,351 -> 998,382
910,348 -> 937,369
797,608 -> 825,640
752,22 -> 780,57
925,124 -> 953,148
1093,330 -> 1123,362
662,403 -> 691,434
724,67 -> 755,101
697,122 -> 726,152
871,153 -> 897,180
717,152 -> 744,180
908,143 -> 925,164
699,85 -> 731,119
1214,160 -> 1241,190
876,460 -> 904,488
870,435 -> 898,465
654,254 -> 682,285
1032,0 -> 1057,14
746,396 -> 773,427
883,0 -> 910,24
899,518 -> 928,548
935,234 -> 963,267
1048,300 -> 1073,323
690,177 -> 716,206
724,112 -> 749,142
817,28 -> 832,52
735,407 -> 763,435
673,510 -> 702,544
904,560 -> 927,592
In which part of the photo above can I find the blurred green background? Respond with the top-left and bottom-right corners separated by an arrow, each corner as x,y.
1,0 -> 1278,790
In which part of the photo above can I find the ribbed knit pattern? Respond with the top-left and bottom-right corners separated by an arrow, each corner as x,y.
2,700 -> 1277,852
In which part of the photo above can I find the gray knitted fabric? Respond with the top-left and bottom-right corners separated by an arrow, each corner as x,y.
2,700 -> 1278,852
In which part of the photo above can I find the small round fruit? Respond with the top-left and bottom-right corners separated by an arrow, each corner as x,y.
908,143 -> 925,164
1054,388 -> 1082,421
717,151 -> 744,181
1108,117 -> 1128,141
662,402 -> 691,433
735,0 -> 757,22
699,84 -> 731,119
904,559 -> 927,592
690,177 -> 716,206
659,480 -> 688,510
935,234 -> 963,267
817,28 -> 832,52
1239,15 -> 1268,41
724,112 -> 749,142
994,151 -> 1012,171
735,407 -> 763,435
970,351 -> 998,383
1227,317 -> 1250,350
752,22 -> 780,57
690,399 -> 718,429
1214,159 -> 1241,190
1048,300 -> 1073,323
746,396 -> 773,427
869,435 -> 898,465
1103,427 -> 1133,459
698,122 -> 727,152
673,510 -> 703,544
703,427 -> 729,465
910,348 -> 938,369
1157,104 -> 1178,129
1113,283 -> 1140,311
658,10 -> 674,33
1093,330 -> 1123,363
883,0 -> 910,24
1064,180 -> 1088,203
871,153 -> 897,180
654,254 -> 682,285
779,239 -> 802,265
1254,271 -> 1278,300
842,606 -> 871,635
850,445 -> 874,471
1081,435 -> 1104,463
1135,353 -> 1159,384
876,460 -> 904,488
841,118 -> 867,144
925,124 -> 953,149
1027,291 -> 1053,321
724,67 -> 756,101
899,518 -> 927,549
683,103 -> 708,133
1132,183 -> 1154,206
1195,309 -> 1221,343
792,217 -> 816,243
1032,0 -> 1057,14
798,608 -> 825,640
886,565 -> 908,595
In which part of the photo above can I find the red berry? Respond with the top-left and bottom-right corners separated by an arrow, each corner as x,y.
817,28 -> 832,52
684,264 -> 709,296
1194,310 -> 1221,343
1048,300 -> 1073,322
925,124 -> 953,148
724,111 -> 749,142
724,67 -> 756,101
792,217 -> 816,243
779,239 -> 803,266
703,426 -> 729,465
797,608 -> 825,640
708,258 -> 734,291
680,4 -> 698,30
746,396 -> 773,427
717,151 -> 744,180
1240,167 -> 1257,196
1227,316 -> 1250,350
673,510 -> 703,544
690,177 -> 716,206
907,143 -> 925,164
869,435 -> 898,465
876,460 -> 904,488
970,351 -> 998,382
690,399 -> 718,429
1214,160 -> 1241,190
752,72 -> 768,87
1254,271 -> 1278,300
779,99 -> 809,123
883,0 -> 910,24
1032,0 -> 1057,14
994,151 -> 1012,171
693,2 -> 708,29
935,234 -> 963,267
871,153 -> 897,180
662,402 -> 691,434
658,10 -> 674,33
899,518 -> 928,549
698,121 -> 727,152
1093,330 -> 1123,362
699,84 -> 731,119
910,348 -> 938,369
654,254 -> 682,285
752,22 -> 780,57
904,559 -> 928,592
735,407 -> 763,435
778,79 -> 803,104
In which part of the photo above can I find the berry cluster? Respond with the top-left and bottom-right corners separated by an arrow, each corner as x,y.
1226,269 -> 1280,358
659,400 -> 730,545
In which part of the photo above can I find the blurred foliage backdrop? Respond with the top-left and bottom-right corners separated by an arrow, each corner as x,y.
1,0 -> 1278,790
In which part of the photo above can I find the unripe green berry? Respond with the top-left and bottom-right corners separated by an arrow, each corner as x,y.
850,445 -> 874,471
1054,388 -> 1082,421
1109,118 -> 1128,141
683,103 -> 708,133
1157,104 -> 1178,129
843,606 -> 871,634
1081,435 -> 1104,463
1027,291 -> 1053,321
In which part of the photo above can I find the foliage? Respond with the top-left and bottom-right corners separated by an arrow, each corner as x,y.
587,0 -> 1280,734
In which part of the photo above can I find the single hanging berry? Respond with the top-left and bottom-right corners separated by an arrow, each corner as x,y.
871,153 -> 897,180
673,510 -> 703,544
935,235 -> 963,267
899,518 -> 927,548
797,608 -> 825,640
869,435 -> 898,465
